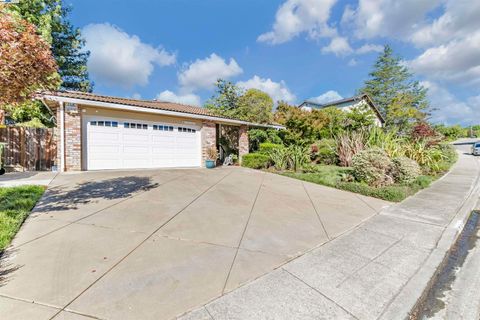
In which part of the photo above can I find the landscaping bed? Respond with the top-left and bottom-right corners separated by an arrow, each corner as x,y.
243,123 -> 458,202
281,165 -> 436,202
0,185 -> 45,252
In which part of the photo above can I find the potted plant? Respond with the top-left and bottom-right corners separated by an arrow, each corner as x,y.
205,146 -> 218,169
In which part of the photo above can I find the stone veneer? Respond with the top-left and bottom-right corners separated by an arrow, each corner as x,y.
239,125 -> 249,163
56,105 -> 82,171
201,120 -> 217,166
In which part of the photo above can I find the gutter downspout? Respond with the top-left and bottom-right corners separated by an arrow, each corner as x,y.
59,101 -> 65,172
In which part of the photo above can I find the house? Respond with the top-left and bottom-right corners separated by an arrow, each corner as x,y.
298,94 -> 385,126
39,91 -> 282,172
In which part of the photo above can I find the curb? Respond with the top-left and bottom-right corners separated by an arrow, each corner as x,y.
380,152 -> 480,320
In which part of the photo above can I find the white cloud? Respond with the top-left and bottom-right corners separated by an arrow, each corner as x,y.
257,0 -> 338,44
348,58 -> 358,66
343,0 -> 441,39
421,81 -> 479,125
308,90 -> 343,104
83,23 -> 176,88
409,31 -> 480,85
178,53 -> 243,92
321,37 -> 353,56
156,90 -> 201,106
410,1 -> 480,47
355,44 -> 383,54
237,75 -> 296,103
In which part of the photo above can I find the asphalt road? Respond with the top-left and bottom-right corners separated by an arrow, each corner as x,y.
430,140 -> 480,320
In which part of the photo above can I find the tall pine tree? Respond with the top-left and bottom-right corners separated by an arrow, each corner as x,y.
360,45 -> 429,129
8,0 -> 92,92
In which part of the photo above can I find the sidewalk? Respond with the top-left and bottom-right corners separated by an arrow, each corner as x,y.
180,143 -> 480,320
0,171 -> 57,187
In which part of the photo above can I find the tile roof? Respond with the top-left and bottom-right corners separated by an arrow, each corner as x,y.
41,90 -> 225,119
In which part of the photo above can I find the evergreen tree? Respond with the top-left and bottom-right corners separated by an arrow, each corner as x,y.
8,0 -> 92,92
360,45 -> 429,129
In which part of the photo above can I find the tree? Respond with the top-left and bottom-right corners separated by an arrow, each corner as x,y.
360,45 -> 429,129
0,10 -> 59,106
205,80 -> 274,124
205,79 -> 243,119
237,89 -> 273,124
7,0 -> 92,92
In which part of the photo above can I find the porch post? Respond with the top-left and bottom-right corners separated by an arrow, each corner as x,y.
238,125 -> 249,164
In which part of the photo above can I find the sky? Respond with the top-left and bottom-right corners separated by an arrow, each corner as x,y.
65,0 -> 479,125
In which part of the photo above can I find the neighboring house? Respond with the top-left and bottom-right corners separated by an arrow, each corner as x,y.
39,91 -> 281,172
298,94 -> 385,127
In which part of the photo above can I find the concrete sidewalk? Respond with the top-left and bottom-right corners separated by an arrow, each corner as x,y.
0,171 -> 57,187
181,143 -> 480,320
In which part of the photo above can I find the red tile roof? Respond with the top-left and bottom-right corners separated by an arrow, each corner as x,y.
41,90 -> 225,119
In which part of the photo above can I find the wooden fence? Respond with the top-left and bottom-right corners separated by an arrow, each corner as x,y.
0,126 -> 56,171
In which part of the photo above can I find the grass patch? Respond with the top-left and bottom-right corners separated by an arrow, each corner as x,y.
282,165 -> 439,202
0,185 -> 45,252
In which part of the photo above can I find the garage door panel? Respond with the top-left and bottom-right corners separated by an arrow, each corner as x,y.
88,132 -> 120,144
123,145 -> 150,153
86,117 -> 201,170
123,134 -> 149,143
89,145 -> 120,154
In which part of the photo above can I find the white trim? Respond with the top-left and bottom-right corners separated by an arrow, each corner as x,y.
59,101 -> 65,172
43,95 -> 284,129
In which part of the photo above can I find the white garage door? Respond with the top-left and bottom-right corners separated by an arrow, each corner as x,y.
84,117 -> 201,170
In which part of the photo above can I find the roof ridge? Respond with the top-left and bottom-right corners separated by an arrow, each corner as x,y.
57,90 -> 205,110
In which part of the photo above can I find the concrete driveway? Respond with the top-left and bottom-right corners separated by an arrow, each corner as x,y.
0,167 -> 390,320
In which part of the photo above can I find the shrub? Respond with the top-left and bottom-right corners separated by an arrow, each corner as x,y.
268,147 -> 288,171
241,153 -> 270,169
259,142 -> 283,154
337,131 -> 365,167
286,145 -> 310,172
352,148 -> 393,187
392,157 -> 421,183
366,126 -> 406,158
312,139 -> 337,165
403,142 -> 447,174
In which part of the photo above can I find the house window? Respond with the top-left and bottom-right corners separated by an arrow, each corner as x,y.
153,124 -> 174,131
91,120 -> 119,128
178,127 -> 195,133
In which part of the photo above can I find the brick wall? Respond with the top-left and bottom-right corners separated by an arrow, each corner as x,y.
55,105 -> 82,171
64,109 -> 82,171
201,121 -> 216,166
239,125 -> 249,163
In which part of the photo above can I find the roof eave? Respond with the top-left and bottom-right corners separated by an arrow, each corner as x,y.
39,94 -> 283,129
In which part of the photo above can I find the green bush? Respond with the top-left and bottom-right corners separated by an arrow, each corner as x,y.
352,147 -> 393,187
312,139 -> 337,165
392,157 -> 421,183
286,145 -> 310,172
268,147 -> 288,171
241,153 -> 270,169
259,142 -> 283,154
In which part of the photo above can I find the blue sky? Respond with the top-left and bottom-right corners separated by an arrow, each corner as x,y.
66,0 -> 479,125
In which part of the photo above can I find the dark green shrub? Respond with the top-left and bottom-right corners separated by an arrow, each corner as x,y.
392,157 -> 421,183
312,139 -> 337,165
352,147 -> 393,187
259,142 -> 283,154
241,153 -> 270,169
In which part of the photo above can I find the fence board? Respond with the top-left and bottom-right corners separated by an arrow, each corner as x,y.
0,127 -> 56,171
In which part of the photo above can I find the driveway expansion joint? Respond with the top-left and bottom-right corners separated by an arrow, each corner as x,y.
47,169 -> 234,320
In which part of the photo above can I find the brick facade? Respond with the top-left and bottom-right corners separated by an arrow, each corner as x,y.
56,105 -> 82,171
201,120 -> 216,166
239,125 -> 249,163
